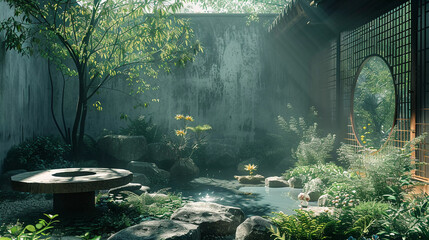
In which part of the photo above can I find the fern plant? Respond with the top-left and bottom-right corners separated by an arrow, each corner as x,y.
269,210 -> 338,240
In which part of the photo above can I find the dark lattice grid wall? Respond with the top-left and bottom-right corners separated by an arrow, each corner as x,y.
416,0 -> 429,179
334,2 -> 412,150
326,41 -> 338,124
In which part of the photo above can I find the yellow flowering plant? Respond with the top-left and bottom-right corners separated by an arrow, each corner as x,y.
170,114 -> 212,160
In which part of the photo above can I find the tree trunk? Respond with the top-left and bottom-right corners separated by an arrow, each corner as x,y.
71,71 -> 86,158
71,99 -> 83,158
78,99 -> 88,153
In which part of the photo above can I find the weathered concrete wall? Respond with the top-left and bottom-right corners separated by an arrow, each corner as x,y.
81,14 -> 299,146
0,12 -> 307,170
0,3 -> 57,173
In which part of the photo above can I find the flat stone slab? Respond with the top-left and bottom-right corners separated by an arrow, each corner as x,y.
234,175 -> 265,184
107,220 -> 200,240
11,168 -> 133,194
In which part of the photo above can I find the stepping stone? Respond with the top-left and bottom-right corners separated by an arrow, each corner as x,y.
265,176 -> 289,188
234,175 -> 264,184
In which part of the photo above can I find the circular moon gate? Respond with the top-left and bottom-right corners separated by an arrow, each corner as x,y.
352,56 -> 396,149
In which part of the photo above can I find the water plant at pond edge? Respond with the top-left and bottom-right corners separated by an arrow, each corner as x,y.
0,214 -> 58,240
169,114 -> 211,161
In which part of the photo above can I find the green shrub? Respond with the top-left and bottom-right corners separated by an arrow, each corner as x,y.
337,134 -> 425,201
119,116 -> 161,143
324,182 -> 360,208
378,196 -> 429,239
283,163 -> 351,186
335,201 -> 389,238
3,137 -> 71,171
351,201 -> 390,220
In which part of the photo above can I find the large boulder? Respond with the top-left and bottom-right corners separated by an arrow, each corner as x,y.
288,177 -> 304,188
171,202 -> 245,237
304,178 -> 324,202
234,175 -> 265,184
265,176 -> 289,188
236,158 -> 260,175
131,173 -> 151,186
107,220 -> 200,240
235,216 -> 273,240
127,161 -> 169,187
147,142 -> 176,170
97,135 -> 148,162
170,158 -> 199,182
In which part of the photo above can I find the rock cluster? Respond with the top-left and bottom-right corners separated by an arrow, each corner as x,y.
96,135 -> 201,188
107,201 -> 274,240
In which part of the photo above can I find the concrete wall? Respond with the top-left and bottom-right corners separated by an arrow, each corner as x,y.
80,14 -> 297,145
0,11 -> 308,170
0,3 -> 57,173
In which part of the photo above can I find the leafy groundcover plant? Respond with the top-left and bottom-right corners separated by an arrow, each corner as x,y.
0,214 -> 58,240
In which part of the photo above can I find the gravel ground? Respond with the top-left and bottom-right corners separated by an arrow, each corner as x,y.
0,193 -> 53,223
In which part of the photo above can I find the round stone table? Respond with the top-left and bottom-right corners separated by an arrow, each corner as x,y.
11,168 -> 133,213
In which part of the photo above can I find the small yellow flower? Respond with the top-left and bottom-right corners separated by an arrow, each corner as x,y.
363,126 -> 367,130
175,114 -> 184,120
175,129 -> 186,136
244,164 -> 257,175
368,123 -> 371,126
363,141 -> 367,144
185,115 -> 194,121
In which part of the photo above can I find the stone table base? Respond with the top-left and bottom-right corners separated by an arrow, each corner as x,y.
53,191 -> 95,213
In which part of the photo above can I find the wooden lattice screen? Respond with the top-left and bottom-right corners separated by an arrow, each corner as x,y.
415,0 -> 429,180
322,1 -> 429,179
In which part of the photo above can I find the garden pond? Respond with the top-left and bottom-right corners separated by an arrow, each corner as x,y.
174,177 -> 317,216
